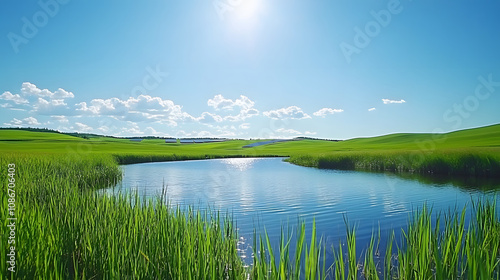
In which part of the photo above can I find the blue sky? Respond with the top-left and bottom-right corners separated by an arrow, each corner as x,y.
1,0 -> 499,139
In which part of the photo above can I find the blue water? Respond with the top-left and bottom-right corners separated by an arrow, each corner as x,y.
108,157 -> 500,267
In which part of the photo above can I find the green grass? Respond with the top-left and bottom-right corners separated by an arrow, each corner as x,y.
1,124 -> 500,177
0,154 -> 247,279
287,149 -> 500,177
1,124 -> 500,278
1,153 -> 499,279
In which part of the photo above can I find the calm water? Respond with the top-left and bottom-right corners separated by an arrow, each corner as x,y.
108,157 -> 500,265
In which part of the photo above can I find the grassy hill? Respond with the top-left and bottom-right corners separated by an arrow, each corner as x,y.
1,124 -> 499,176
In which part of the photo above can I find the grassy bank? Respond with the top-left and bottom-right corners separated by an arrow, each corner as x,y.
2,153 -> 499,279
287,149 -> 500,177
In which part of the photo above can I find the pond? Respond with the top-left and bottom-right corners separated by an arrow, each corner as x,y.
107,157 -> 500,266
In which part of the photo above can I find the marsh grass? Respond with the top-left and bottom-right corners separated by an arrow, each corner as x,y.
251,201 -> 499,280
0,154 -> 246,279
288,150 -> 500,178
1,153 -> 499,279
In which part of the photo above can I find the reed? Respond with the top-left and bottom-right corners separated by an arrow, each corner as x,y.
287,150 -> 500,178
0,153 -> 246,279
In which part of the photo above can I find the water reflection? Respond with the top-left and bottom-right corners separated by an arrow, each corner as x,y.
396,172 -> 500,192
221,158 -> 258,171
108,158 -> 500,266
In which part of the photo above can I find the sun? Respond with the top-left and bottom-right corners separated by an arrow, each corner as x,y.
233,0 -> 262,21
227,0 -> 264,29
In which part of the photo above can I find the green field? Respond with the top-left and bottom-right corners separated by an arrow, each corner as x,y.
1,123 -> 500,177
1,151 -> 499,278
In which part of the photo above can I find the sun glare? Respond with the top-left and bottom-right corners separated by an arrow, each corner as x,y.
234,0 -> 262,21
228,0 -> 264,29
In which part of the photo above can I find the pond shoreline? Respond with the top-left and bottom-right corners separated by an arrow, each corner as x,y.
113,151 -> 500,180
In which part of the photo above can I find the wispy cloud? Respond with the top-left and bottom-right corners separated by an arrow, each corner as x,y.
263,106 -> 310,120
276,128 -> 302,135
51,115 -> 69,123
74,122 -> 93,132
239,123 -> 250,129
382,99 -> 406,104
4,117 -> 40,126
207,94 -> 255,111
368,107 -> 376,111
197,112 -> 223,123
313,108 -> 343,117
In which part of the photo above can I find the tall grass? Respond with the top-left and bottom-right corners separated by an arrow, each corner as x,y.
0,153 -> 246,279
1,153 -> 499,279
250,201 -> 500,280
288,150 -> 500,178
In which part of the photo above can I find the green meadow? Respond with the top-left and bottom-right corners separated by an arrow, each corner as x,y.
1,123 -> 500,176
1,124 -> 500,278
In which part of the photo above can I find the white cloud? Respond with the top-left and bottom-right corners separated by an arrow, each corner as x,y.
208,94 -> 255,111
21,82 -> 74,99
21,82 -> 52,97
51,115 -> 69,123
144,127 -> 158,135
217,130 -> 236,137
0,91 -> 29,104
313,108 -> 343,117
305,131 -> 317,135
263,106 -> 310,120
239,123 -> 250,130
74,122 -> 93,132
382,99 -> 406,104
368,107 -> 376,111
197,131 -> 214,138
197,112 -> 223,123
32,98 -> 70,115
276,128 -> 302,135
0,83 -> 74,115
208,95 -> 234,110
97,126 -> 110,133
53,88 -> 74,99
76,94 -> 192,124
4,117 -> 40,126
223,108 -> 259,122
175,130 -> 190,138
206,95 -> 259,122
24,117 -> 40,125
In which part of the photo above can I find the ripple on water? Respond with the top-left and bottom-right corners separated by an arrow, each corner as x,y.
109,158 -> 500,264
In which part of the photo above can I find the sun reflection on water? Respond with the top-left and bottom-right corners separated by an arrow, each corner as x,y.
221,158 -> 259,171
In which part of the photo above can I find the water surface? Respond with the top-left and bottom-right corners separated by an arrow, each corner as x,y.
108,157 -> 499,265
